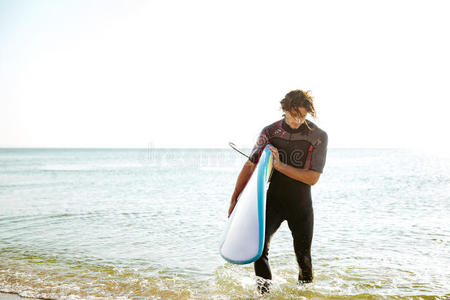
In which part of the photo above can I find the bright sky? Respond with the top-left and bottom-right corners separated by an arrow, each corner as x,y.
1,0 -> 449,149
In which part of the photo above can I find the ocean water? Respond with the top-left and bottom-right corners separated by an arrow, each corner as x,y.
0,148 -> 449,300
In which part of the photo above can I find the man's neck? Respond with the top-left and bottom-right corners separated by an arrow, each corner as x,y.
284,117 -> 303,129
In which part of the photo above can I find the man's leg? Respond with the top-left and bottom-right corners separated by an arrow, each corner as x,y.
254,191 -> 284,292
287,210 -> 314,283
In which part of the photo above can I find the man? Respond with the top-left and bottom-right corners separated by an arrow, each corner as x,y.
228,89 -> 328,294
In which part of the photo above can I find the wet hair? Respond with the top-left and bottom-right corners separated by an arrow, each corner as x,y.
280,89 -> 317,130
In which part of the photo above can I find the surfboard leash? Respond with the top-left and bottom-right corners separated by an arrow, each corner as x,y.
228,142 -> 249,158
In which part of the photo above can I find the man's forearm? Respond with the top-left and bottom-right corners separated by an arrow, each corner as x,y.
276,163 -> 321,186
232,161 -> 256,200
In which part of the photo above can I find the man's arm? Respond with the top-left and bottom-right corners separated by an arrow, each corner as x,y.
228,160 -> 256,217
268,145 -> 321,186
276,163 -> 321,185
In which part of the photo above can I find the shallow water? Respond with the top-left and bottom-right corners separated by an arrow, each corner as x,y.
0,148 -> 449,299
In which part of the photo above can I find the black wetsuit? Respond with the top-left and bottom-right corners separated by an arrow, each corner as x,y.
248,118 -> 328,283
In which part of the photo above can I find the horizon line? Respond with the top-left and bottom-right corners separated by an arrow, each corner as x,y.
0,146 -> 412,150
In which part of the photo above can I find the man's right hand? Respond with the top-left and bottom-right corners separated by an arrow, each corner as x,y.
228,197 -> 238,218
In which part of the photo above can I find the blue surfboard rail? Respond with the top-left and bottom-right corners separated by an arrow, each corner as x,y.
220,145 -> 273,264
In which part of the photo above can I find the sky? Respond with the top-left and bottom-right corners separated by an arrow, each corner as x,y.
1,0 -> 449,149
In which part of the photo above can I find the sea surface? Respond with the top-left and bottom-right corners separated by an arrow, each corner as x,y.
0,148 -> 449,299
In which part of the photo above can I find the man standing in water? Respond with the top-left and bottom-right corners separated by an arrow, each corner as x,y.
228,90 -> 328,294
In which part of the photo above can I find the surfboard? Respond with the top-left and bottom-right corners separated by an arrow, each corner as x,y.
220,145 -> 273,264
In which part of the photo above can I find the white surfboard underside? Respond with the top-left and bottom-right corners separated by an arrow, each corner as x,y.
220,146 -> 272,264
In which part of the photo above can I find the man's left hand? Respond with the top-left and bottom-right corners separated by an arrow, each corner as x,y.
268,145 -> 282,170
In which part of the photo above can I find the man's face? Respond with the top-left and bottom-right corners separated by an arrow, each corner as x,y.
285,107 -> 308,127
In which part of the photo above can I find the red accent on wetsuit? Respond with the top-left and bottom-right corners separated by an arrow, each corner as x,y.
307,145 -> 314,169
